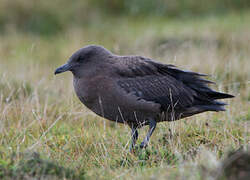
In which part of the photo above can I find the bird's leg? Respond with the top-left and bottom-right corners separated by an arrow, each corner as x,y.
129,127 -> 138,152
140,118 -> 156,148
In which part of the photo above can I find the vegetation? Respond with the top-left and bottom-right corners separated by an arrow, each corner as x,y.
0,0 -> 249,179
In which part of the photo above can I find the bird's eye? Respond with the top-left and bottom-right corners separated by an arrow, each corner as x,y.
77,56 -> 84,62
75,50 -> 94,63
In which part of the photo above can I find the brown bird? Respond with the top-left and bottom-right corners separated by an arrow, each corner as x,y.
55,45 -> 234,151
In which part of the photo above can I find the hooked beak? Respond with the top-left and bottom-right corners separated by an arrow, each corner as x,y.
54,63 -> 71,75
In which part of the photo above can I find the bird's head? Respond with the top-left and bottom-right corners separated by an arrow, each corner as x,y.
54,45 -> 111,76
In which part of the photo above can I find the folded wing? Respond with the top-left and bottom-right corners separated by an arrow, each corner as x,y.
113,56 -> 233,114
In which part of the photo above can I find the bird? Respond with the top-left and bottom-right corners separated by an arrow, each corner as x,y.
54,45 -> 234,151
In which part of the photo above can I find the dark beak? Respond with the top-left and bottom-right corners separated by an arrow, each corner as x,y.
54,63 -> 71,75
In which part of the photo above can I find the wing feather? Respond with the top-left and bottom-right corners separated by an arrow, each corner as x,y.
113,55 -> 232,112
113,56 -> 198,111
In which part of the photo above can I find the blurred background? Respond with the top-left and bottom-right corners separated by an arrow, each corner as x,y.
0,0 -> 249,179
1,0 -> 250,76
1,0 -> 250,35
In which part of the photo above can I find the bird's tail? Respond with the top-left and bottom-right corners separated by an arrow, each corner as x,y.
205,90 -> 234,100
149,62 -> 234,115
181,102 -> 227,118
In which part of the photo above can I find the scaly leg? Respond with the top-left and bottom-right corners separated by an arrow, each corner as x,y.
129,128 -> 138,152
140,118 -> 156,148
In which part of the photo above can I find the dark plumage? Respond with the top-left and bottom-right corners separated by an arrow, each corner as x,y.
55,45 -> 234,150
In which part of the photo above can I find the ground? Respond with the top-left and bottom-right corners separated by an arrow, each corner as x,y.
0,11 -> 249,179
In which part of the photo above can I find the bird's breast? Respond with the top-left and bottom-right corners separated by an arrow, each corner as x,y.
73,75 -> 114,105
73,77 -> 95,104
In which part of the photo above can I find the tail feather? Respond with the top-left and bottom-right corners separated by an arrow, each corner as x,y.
165,66 -> 234,101
196,104 -> 226,112
182,104 -> 226,118
154,64 -> 234,100
163,65 -> 234,113
149,62 -> 234,115
206,91 -> 234,99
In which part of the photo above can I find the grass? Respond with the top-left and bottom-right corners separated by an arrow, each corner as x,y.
0,11 -> 249,179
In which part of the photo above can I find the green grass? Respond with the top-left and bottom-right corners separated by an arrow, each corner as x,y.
0,11 -> 249,179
